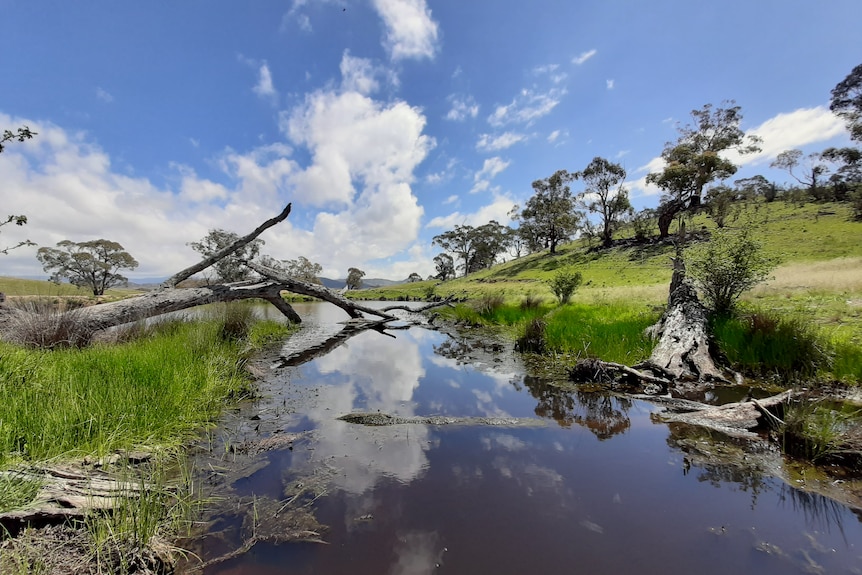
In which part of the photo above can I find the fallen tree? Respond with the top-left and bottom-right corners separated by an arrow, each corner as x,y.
0,203 -> 450,341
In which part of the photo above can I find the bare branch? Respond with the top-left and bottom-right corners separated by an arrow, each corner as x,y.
161,203 -> 292,289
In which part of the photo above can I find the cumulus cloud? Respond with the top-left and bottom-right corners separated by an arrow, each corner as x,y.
253,62 -> 277,100
572,49 -> 597,65
339,51 -> 395,95
372,0 -> 439,61
488,87 -> 566,127
476,132 -> 526,152
1,62 -> 435,280
445,94 -> 479,121
606,79 -> 615,90
470,156 -> 510,194
426,190 -> 517,229
95,87 -> 113,103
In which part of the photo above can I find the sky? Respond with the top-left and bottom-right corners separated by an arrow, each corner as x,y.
1,0 -> 860,281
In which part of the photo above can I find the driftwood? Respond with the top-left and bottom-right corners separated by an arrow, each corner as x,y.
632,390 -> 797,440
337,412 -> 548,427
0,462 -> 166,535
0,204 -> 449,338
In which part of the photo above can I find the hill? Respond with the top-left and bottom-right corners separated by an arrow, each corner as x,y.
356,200 -> 862,338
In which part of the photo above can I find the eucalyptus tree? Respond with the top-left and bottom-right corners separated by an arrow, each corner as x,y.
831,63 -> 862,142
346,267 -> 365,290
575,156 -> 632,247
432,220 -> 509,276
36,239 -> 139,296
520,170 -> 581,253
646,102 -> 761,238
770,149 -> 830,201
433,253 -> 455,280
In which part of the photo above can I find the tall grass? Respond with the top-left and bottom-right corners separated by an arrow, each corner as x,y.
542,302 -> 658,364
711,312 -> 832,379
0,318 -> 262,464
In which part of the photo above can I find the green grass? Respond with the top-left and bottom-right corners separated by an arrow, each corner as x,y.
542,302 -> 658,364
0,276 -> 142,299
0,317 -> 277,465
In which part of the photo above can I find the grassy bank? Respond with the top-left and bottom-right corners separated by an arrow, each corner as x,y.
0,303 -> 295,572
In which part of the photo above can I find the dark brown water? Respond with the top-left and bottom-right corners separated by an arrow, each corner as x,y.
190,303 -> 862,575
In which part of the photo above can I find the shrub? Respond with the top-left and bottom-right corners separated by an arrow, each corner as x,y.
546,269 -> 582,304
685,228 -> 779,314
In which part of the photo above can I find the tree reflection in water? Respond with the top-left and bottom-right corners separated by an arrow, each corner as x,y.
519,375 -> 632,440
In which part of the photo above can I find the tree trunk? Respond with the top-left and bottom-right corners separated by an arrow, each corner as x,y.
637,254 -> 729,383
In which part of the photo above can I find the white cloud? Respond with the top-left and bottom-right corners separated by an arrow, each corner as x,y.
726,106 -> 847,167
572,49 -> 597,65
488,87 -> 566,127
606,79 -> 615,90
95,87 -> 113,103
1,71 -> 435,280
547,129 -> 568,145
340,51 -> 394,95
372,0 -> 439,61
533,64 -> 567,84
475,156 -> 510,181
445,94 -> 479,122
477,132 -> 525,152
471,156 -> 510,192
426,190 -> 517,229
253,62 -> 277,100
442,194 -> 459,205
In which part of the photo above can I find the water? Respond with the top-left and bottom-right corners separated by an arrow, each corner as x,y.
183,303 -> 862,574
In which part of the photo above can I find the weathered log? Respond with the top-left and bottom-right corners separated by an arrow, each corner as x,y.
0,204 -> 451,339
641,390 -> 797,440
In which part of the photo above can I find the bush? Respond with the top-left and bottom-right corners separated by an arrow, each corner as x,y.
685,228 -> 779,314
546,269 -> 582,304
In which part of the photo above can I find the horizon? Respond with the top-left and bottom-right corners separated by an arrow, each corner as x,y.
1,1 -> 859,280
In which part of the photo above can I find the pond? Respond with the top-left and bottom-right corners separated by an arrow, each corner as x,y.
180,302 -> 862,574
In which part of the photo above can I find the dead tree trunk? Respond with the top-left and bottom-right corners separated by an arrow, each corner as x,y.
0,204 -> 446,339
636,254 -> 728,383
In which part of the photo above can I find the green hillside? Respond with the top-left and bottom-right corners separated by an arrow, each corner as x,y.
359,201 -> 862,338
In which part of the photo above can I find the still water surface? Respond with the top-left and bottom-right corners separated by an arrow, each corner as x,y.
193,303 -> 862,574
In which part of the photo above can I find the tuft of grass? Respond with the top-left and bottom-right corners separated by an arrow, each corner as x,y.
0,472 -> 41,514
712,311 -> 832,379
515,318 -> 546,353
542,302 -> 658,364
4,297 -> 96,349
472,292 -> 506,317
783,401 -> 862,462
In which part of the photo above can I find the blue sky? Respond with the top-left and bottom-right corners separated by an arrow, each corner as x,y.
1,0 -> 859,280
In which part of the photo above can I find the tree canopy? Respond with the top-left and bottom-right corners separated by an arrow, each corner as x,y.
1,126 -> 37,255
831,63 -> 862,142
646,102 -> 761,237
575,157 -> 631,247
432,221 -> 509,276
36,239 -> 139,296
520,170 -> 581,253
346,267 -> 365,290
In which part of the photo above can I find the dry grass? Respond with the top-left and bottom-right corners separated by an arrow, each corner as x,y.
750,257 -> 862,295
